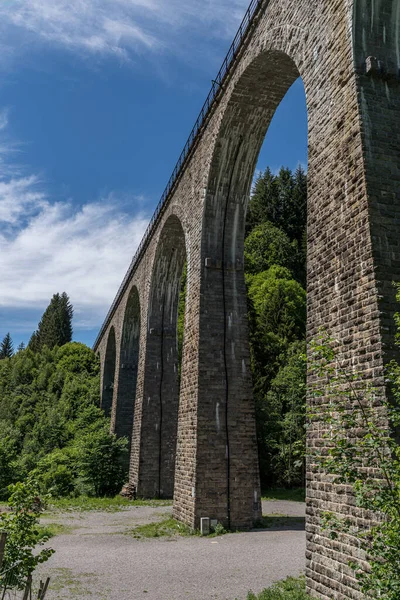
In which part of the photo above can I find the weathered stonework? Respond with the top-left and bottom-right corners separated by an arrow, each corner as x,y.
95,1 -> 400,598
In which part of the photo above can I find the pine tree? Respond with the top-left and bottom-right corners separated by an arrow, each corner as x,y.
0,333 -> 14,359
28,293 -> 74,352
17,342 -> 25,352
28,331 -> 40,352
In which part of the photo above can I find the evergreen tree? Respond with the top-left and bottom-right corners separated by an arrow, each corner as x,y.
28,293 -> 74,352
17,342 -> 25,352
0,333 -> 14,359
28,331 -> 40,352
245,165 -> 308,488
247,166 -> 307,244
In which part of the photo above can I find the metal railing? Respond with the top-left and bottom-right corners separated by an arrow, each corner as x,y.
94,0 -> 264,349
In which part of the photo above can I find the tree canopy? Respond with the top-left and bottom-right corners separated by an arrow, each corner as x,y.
0,342 -> 127,500
245,166 -> 307,488
28,292 -> 73,352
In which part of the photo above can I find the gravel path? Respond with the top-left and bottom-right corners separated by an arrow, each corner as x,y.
38,500 -> 305,600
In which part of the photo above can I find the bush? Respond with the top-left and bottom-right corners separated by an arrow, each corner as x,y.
73,427 -> 128,497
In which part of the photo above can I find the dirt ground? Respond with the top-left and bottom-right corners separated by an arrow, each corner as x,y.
37,500 -> 306,600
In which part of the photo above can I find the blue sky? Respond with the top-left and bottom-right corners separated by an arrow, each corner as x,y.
0,0 -> 307,349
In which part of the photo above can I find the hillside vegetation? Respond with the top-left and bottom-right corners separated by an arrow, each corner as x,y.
0,342 -> 127,500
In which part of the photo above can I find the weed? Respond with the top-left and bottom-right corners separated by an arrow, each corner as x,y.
210,522 -> 227,536
129,517 -> 198,539
245,577 -> 308,599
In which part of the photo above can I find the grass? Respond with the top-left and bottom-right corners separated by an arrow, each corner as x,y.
130,517 -> 231,539
262,488 -> 305,503
46,495 -> 173,512
44,567 -> 105,599
129,517 -> 197,538
37,522 -> 75,540
245,577 -> 308,599
254,514 -> 305,530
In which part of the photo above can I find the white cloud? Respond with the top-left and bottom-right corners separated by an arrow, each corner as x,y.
0,112 -> 150,332
0,0 -> 249,63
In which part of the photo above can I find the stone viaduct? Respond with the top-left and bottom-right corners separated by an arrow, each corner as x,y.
94,1 -> 400,598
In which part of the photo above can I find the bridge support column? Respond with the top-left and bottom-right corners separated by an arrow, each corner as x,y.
174,224 -> 262,530
130,216 -> 186,499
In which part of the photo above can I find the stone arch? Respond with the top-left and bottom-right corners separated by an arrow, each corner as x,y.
178,49 -> 304,530
138,214 -> 187,498
114,286 -> 141,457
203,48 -> 302,272
101,326 -> 116,417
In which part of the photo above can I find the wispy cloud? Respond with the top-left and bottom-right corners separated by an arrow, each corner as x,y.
0,109 -> 9,131
0,0 -> 249,63
0,110 -> 149,333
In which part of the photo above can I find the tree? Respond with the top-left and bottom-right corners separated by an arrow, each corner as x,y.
0,481 -> 54,589
0,333 -> 14,359
17,342 -> 25,352
28,292 -> 73,352
247,166 -> 307,244
244,222 -> 297,275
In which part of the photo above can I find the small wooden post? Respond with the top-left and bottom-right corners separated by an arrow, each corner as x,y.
22,575 -> 32,600
38,578 -> 50,599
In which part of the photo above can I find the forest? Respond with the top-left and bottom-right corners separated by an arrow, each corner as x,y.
0,165 -> 307,499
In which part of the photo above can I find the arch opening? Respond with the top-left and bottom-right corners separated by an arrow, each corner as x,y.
197,48 -> 308,526
102,326 -> 116,418
115,286 -> 141,462
141,214 -> 187,498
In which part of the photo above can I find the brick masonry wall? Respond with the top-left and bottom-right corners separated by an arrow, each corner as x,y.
95,1 -> 400,597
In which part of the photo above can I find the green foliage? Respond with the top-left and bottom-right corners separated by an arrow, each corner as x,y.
130,517 -> 195,539
309,328 -> 400,600
244,223 -> 297,275
0,333 -> 14,359
28,292 -> 73,352
73,426 -> 127,497
47,496 -> 172,512
0,342 -> 128,500
247,267 -> 306,342
245,167 -> 307,489
261,488 -> 305,503
0,481 -> 54,588
247,167 -> 306,239
245,577 -> 307,600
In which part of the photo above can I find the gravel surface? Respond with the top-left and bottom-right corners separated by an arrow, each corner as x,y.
38,500 -> 305,600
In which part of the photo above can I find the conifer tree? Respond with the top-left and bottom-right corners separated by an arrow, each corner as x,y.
28,331 -> 40,352
0,333 -> 14,359
28,293 -> 74,351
